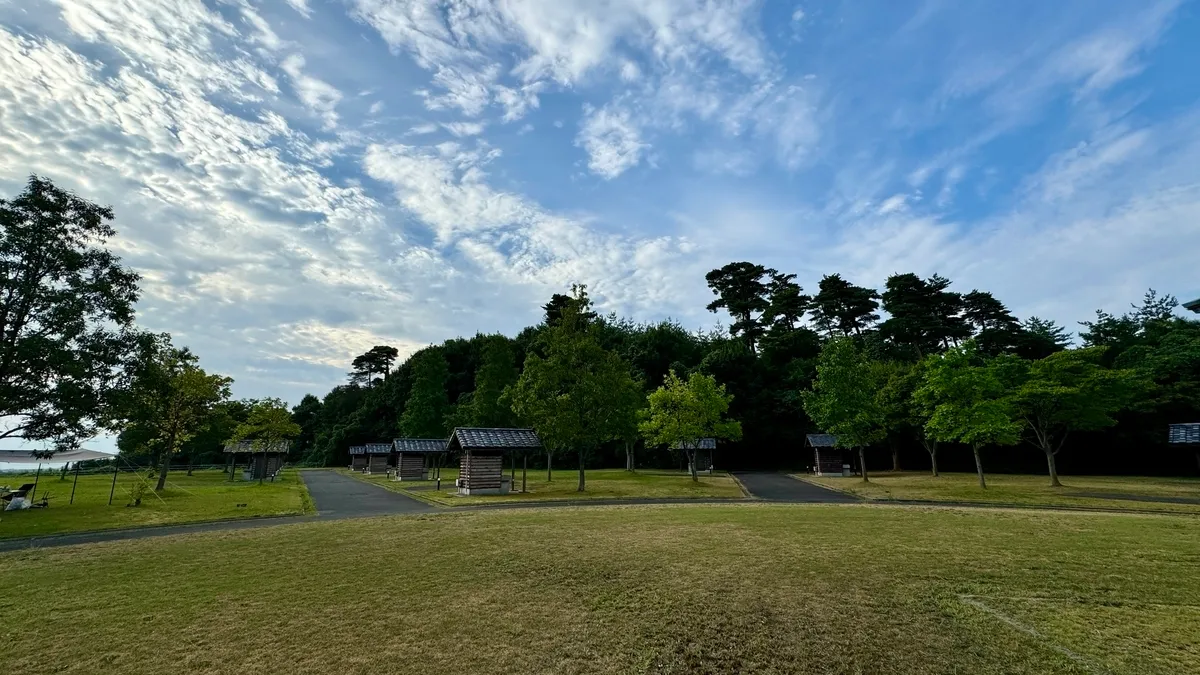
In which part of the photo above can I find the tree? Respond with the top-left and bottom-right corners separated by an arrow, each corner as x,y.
229,398 -> 302,483
1015,316 -> 1071,360
398,349 -> 451,438
458,335 -> 519,428
809,274 -> 880,337
290,394 -> 323,462
508,285 -> 638,491
121,336 -> 233,491
880,273 -> 969,358
802,338 -> 886,481
640,370 -> 742,481
350,345 -> 400,386
705,262 -> 774,351
0,175 -> 144,452
1007,348 -> 1145,486
914,342 -> 1020,489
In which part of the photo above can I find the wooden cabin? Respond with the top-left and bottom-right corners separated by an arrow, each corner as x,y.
392,438 -> 447,480
364,443 -> 392,474
1169,423 -> 1200,472
224,440 -> 290,481
349,445 -> 368,472
806,434 -> 848,477
673,438 -> 717,474
448,428 -> 541,495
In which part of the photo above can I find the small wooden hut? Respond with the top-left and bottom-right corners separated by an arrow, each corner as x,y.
364,443 -> 392,474
1169,423 -> 1200,472
224,440 -> 290,481
673,438 -> 717,474
448,428 -> 541,495
392,438 -> 447,480
349,445 -> 368,472
806,434 -> 848,477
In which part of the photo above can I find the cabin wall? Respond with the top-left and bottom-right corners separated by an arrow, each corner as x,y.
351,455 -> 367,471
397,453 -> 428,480
367,454 -> 389,474
814,448 -> 847,476
459,453 -> 508,495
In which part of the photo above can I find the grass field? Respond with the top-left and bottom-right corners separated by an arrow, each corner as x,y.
803,471 -> 1200,513
1,504 -> 1198,674
0,469 -> 313,539
345,467 -> 747,505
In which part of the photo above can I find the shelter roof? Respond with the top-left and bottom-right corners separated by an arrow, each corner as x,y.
224,440 -> 291,454
805,434 -> 839,447
1169,423 -> 1200,444
449,427 -> 541,452
393,438 -> 448,453
672,438 -> 717,450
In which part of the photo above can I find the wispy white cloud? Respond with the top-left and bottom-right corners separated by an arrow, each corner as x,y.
280,53 -> 342,129
576,103 -> 648,180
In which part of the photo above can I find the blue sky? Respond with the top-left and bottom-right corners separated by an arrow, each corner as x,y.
2,0 -> 1200,428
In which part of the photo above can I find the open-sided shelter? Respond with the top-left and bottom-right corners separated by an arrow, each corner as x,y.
349,445 -> 368,472
1169,423 -> 1200,472
1184,297 -> 1200,313
806,434 -> 848,477
392,439 -> 447,480
364,443 -> 392,474
448,428 -> 541,495
673,438 -> 717,474
224,440 -> 290,481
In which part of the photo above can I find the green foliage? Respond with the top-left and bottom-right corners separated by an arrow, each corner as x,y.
508,286 -> 640,489
704,262 -> 775,351
809,274 -> 880,337
802,338 -> 886,449
398,349 -> 451,438
640,370 -> 741,480
915,343 -> 1021,448
350,345 -> 400,386
230,398 -> 301,448
119,335 -> 233,490
0,175 -> 144,451
454,335 -> 519,428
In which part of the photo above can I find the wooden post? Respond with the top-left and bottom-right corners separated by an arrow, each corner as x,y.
435,454 -> 441,491
30,463 -> 42,501
109,459 -> 119,505
522,453 -> 527,493
70,461 -> 81,504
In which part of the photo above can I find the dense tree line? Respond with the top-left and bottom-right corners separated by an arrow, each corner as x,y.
297,264 -> 1200,479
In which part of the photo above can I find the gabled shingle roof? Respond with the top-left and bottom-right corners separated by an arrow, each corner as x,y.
348,445 -> 367,455
1169,423 -> 1200,444
450,427 -> 541,451
672,438 -> 717,450
364,443 -> 392,454
223,440 -> 291,454
805,434 -> 838,448
393,438 -> 448,453
1184,297 -> 1200,313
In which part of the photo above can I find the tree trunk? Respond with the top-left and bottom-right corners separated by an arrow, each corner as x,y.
186,452 -> 194,476
155,429 -> 175,491
689,450 -> 698,482
625,441 -> 635,471
577,448 -> 585,492
859,447 -> 870,483
971,443 -> 987,489
1045,447 -> 1062,487
546,451 -> 553,482
890,441 -> 900,472
928,445 -> 939,477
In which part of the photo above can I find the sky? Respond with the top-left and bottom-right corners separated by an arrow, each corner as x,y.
2,0 -> 1200,428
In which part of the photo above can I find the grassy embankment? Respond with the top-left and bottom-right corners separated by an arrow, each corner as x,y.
343,466 -> 747,505
0,469 -> 313,539
2,504 -> 1198,674
801,471 -> 1200,513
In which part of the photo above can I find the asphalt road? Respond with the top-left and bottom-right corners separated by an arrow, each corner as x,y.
734,472 -> 860,502
301,469 -> 437,517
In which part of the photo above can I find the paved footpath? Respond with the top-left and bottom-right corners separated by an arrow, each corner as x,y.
734,472 -> 860,502
0,470 -> 435,552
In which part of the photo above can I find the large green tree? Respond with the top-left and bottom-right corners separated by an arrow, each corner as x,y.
809,274 -> 880,337
0,176 -> 143,451
705,262 -> 774,351
640,370 -> 742,481
914,342 -> 1020,489
457,335 -> 519,428
508,286 -> 639,491
802,338 -> 886,481
229,398 -> 302,483
121,336 -> 233,491
350,345 -> 400,386
1006,348 -> 1145,486
398,349 -> 451,438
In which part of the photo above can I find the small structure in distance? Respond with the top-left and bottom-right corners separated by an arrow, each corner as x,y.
1183,297 -> 1200,313
449,428 -> 541,495
673,438 -> 717,474
806,434 -> 849,477
224,440 -> 290,481
348,445 -> 367,472
1169,423 -> 1200,472
392,438 -> 447,481
364,443 -> 392,474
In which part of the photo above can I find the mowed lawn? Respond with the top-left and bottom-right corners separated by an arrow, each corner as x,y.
804,471 -> 1200,514
3,504 -> 1199,674
347,467 -> 747,505
0,469 -> 313,539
